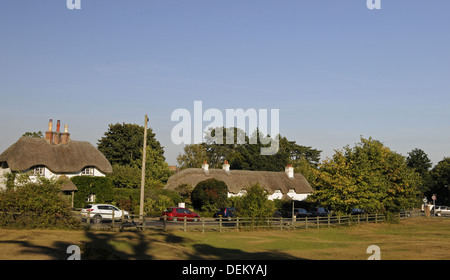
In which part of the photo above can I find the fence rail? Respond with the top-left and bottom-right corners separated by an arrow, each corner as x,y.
75,210 -> 424,232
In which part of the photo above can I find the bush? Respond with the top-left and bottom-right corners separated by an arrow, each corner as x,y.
0,179 -> 80,229
191,178 -> 228,211
144,188 -> 183,216
236,184 -> 275,218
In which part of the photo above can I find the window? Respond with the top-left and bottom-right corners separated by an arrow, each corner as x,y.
81,167 -> 94,176
33,165 -> 45,176
87,194 -> 96,202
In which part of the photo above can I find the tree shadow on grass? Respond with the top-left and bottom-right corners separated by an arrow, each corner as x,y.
0,239 -> 74,260
81,228 -> 305,260
0,228 -> 305,260
186,243 -> 304,260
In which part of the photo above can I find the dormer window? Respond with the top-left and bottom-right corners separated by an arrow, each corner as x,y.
33,165 -> 45,176
81,167 -> 94,176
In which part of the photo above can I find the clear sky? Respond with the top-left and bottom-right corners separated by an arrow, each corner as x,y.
0,0 -> 449,166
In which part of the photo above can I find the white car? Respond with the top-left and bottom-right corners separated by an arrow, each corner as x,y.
435,206 -> 450,216
81,204 -> 129,224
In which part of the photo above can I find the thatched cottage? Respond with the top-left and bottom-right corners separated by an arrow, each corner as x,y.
0,119 -> 112,193
164,161 -> 313,201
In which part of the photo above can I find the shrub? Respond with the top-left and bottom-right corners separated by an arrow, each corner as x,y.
191,178 -> 228,211
0,179 -> 80,229
237,183 -> 275,218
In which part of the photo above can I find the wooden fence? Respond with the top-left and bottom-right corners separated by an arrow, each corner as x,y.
77,210 -> 422,232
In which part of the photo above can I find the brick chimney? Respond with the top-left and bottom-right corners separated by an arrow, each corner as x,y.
285,164 -> 294,178
54,120 -> 62,145
61,124 -> 71,145
45,119 -> 54,144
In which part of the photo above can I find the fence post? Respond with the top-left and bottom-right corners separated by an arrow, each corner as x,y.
305,216 -> 308,229
202,217 -> 205,234
142,214 -> 146,230
280,217 -> 283,231
163,215 -> 167,231
219,216 -> 222,233
317,216 -> 319,229
87,210 -> 91,225
292,216 -> 295,230
375,213 -> 378,223
112,210 -> 115,230
236,217 -> 240,230
184,216 -> 187,232
338,215 -> 341,225
328,215 -> 330,228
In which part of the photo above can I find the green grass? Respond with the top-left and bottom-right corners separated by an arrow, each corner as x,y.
1,217 -> 450,260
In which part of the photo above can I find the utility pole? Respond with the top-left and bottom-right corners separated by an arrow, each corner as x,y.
139,114 -> 148,218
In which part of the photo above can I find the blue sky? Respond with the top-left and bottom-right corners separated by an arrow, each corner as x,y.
0,0 -> 449,166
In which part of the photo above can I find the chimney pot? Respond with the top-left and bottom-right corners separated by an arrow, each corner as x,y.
223,160 -> 230,173
45,119 -> 54,144
285,164 -> 294,178
61,124 -> 70,145
202,161 -> 209,172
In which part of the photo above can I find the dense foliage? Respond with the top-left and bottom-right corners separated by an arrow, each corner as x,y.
427,158 -> 450,205
177,127 -> 321,172
71,176 -> 114,208
233,184 -> 275,218
97,122 -> 164,166
191,178 -> 228,211
308,137 -> 422,214
0,178 -> 80,229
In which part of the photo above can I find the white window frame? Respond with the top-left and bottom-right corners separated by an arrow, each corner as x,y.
33,165 -> 46,176
81,167 -> 94,176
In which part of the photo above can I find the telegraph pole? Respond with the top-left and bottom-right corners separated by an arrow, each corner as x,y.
139,114 -> 148,218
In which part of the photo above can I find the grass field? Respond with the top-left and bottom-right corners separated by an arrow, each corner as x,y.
1,217 -> 449,260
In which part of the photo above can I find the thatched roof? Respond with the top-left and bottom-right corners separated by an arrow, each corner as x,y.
0,137 -> 112,174
164,168 -> 313,195
57,175 -> 78,192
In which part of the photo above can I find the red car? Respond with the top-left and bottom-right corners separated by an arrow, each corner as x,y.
161,207 -> 200,222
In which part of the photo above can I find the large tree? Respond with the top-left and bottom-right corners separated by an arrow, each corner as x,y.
98,122 -> 171,189
97,122 -> 164,166
308,137 -> 421,213
406,148 -> 432,176
427,158 -> 450,205
176,126 -> 321,172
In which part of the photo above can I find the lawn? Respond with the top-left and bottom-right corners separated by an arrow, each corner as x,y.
0,217 -> 449,260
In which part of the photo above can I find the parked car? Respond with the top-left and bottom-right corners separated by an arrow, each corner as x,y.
81,204 -> 129,224
351,208 -> 365,215
295,208 -> 312,218
309,207 -> 330,217
435,206 -> 450,216
214,207 -> 237,219
161,207 -> 200,222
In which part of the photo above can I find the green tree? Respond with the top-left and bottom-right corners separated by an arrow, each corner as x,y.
236,184 -> 275,218
97,122 -> 164,166
176,144 -> 208,169
428,158 -> 450,205
0,177 -> 79,229
406,148 -> 433,196
177,126 -> 321,172
309,137 -> 421,214
98,122 -> 171,190
191,178 -> 228,211
406,149 -> 432,176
